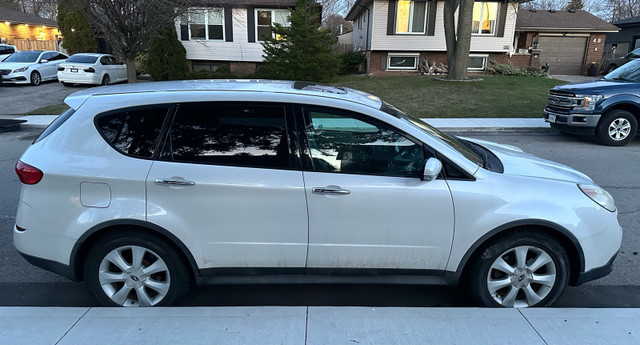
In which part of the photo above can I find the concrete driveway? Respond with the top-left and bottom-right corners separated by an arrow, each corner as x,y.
0,81 -> 90,115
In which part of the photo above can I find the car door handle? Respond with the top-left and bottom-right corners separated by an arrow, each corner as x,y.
312,187 -> 351,195
154,178 -> 196,186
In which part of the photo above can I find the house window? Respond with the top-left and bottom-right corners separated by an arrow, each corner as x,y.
468,54 -> 488,71
387,53 -> 419,70
396,0 -> 426,34
188,8 -> 224,40
256,9 -> 290,41
472,2 -> 498,35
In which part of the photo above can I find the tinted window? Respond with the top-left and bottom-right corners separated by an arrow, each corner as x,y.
168,104 -> 290,169
0,46 -> 15,55
96,106 -> 169,158
40,52 -> 54,61
100,56 -> 111,65
303,107 -> 425,178
67,55 -> 99,64
50,53 -> 68,61
4,51 -> 40,62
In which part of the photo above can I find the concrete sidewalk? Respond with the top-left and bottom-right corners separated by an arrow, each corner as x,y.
1,307 -> 637,345
3,115 -> 551,132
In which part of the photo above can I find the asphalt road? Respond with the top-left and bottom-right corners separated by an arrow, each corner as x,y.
0,127 -> 639,307
0,81 -> 91,115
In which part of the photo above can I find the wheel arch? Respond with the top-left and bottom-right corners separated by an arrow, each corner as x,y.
451,219 -> 585,287
599,100 -> 640,124
69,219 -> 200,282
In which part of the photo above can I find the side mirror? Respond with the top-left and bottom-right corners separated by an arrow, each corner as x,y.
422,158 -> 443,182
40,59 -> 48,63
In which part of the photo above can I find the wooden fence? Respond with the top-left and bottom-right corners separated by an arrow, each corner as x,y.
5,39 -> 57,52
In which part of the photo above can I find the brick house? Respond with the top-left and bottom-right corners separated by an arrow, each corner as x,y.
0,7 -> 61,51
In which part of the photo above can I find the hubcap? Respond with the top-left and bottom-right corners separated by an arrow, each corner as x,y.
487,245 -> 556,307
98,245 -> 170,307
32,73 -> 40,85
608,118 -> 631,141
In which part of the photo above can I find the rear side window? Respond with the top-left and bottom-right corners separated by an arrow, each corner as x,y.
167,104 -> 290,169
96,106 -> 169,158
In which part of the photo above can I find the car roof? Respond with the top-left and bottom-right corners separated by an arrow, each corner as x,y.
64,80 -> 384,110
70,53 -> 105,57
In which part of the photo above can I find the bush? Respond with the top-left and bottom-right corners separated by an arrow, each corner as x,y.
57,1 -> 97,54
486,60 -> 548,77
340,52 -> 365,74
186,66 -> 237,79
146,26 -> 189,81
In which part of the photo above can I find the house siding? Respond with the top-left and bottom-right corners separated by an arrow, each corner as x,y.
353,3 -> 374,52
177,8 -> 265,63
370,1 -> 517,53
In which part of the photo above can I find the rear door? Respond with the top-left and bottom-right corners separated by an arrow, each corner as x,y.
146,102 -> 308,269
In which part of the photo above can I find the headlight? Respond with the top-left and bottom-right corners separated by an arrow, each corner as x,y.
578,184 -> 616,212
574,94 -> 603,111
12,66 -> 29,73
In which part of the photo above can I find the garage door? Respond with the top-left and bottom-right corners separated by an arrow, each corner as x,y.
539,36 -> 587,75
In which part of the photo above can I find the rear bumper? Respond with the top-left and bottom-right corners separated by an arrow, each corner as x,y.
18,251 -> 79,281
57,72 -> 102,85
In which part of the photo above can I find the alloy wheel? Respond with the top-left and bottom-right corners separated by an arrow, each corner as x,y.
486,245 -> 557,307
31,72 -> 41,86
608,118 -> 632,141
98,245 -> 171,307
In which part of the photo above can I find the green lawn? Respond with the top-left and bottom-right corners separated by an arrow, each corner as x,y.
25,103 -> 69,115
334,75 -> 566,118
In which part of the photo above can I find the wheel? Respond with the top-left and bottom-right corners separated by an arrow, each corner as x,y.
467,230 -> 569,308
596,110 -> 638,146
61,82 -> 73,87
30,71 -> 41,86
606,64 -> 617,74
83,229 -> 191,307
101,74 -> 111,85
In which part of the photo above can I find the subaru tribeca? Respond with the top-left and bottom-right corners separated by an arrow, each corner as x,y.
14,80 -> 621,307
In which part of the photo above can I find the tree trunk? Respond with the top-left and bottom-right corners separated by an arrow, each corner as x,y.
444,0 -> 475,80
125,56 -> 137,83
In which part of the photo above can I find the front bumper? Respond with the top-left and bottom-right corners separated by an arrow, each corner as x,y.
574,251 -> 617,286
1,72 -> 29,84
543,110 -> 600,134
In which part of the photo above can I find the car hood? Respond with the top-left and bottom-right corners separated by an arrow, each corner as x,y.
552,79 -> 638,95
462,137 -> 593,184
0,62 -> 33,70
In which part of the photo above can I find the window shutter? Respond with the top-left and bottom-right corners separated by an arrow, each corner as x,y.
387,0 -> 396,35
496,1 -> 508,37
225,7 -> 233,42
180,24 -> 189,41
426,1 -> 437,36
247,7 -> 256,42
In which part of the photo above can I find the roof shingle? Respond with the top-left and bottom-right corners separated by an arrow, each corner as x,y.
0,7 -> 58,27
516,9 -> 618,33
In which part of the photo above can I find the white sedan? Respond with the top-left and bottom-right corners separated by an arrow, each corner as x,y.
0,50 -> 68,85
57,53 -> 127,86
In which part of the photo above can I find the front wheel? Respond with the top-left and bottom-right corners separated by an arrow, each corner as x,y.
596,110 -> 638,146
83,230 -> 191,307
467,230 -> 569,308
30,71 -> 41,86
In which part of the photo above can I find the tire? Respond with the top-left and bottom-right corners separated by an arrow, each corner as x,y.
466,229 -> 569,308
30,71 -> 41,86
101,74 -> 111,85
83,229 -> 192,307
61,82 -> 73,87
596,110 -> 638,146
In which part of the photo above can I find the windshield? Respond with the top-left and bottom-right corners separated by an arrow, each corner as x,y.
380,101 -> 484,167
603,59 -> 640,82
3,51 -> 41,63
66,55 -> 98,64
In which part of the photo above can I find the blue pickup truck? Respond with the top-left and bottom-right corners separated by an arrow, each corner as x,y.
544,59 -> 640,146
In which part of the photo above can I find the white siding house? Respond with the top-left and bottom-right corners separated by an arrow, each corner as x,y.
175,0 -> 298,76
346,0 -> 519,74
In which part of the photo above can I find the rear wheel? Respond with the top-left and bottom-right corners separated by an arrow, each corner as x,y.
596,110 -> 638,146
30,71 -> 41,86
467,230 -> 569,308
83,230 -> 191,307
101,74 -> 111,85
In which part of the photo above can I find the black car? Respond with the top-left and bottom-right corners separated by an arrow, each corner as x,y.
544,59 -> 640,146
605,47 -> 640,73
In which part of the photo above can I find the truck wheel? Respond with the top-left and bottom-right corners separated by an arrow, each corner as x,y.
596,110 -> 638,146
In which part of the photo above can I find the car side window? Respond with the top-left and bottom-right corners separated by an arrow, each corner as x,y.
108,56 -> 121,65
40,52 -> 54,62
95,106 -> 170,158
53,53 -> 68,61
167,103 -> 291,169
303,107 -> 426,178
100,56 -> 110,65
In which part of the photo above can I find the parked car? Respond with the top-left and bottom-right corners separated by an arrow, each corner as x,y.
58,53 -> 127,86
0,44 -> 18,62
544,58 -> 640,146
0,50 -> 68,85
15,81 -> 621,308
604,47 -> 640,73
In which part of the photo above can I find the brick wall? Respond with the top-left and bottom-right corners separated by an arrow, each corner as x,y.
229,62 -> 257,77
583,33 -> 607,75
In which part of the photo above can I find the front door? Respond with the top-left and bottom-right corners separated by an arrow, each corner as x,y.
146,102 -> 308,269
299,106 -> 455,270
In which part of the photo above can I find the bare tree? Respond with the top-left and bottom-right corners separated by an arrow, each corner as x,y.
73,0 -> 189,82
321,0 -> 355,19
521,0 -> 568,10
322,13 -> 353,35
443,0 -> 475,80
608,0 -> 640,20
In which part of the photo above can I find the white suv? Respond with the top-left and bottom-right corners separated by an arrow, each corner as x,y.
14,80 -> 622,307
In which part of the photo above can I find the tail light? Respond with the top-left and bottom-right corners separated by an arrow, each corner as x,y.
15,160 -> 43,184
57,66 -> 65,71
83,67 -> 95,73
